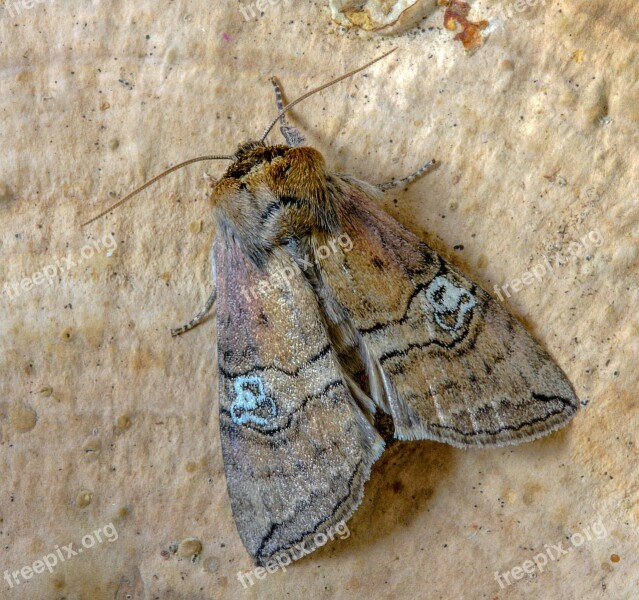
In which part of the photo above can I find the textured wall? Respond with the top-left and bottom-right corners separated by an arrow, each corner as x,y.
0,0 -> 637,598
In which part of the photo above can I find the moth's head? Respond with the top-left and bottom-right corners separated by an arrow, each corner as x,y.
209,140 -> 290,212
233,141 -> 270,163
209,141 -> 337,252
219,141 -> 288,183
211,139 -> 324,200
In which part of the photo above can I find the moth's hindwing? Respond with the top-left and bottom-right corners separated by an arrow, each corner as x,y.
214,231 -> 384,566
318,175 -> 579,448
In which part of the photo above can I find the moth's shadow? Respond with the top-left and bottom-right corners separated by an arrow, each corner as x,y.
328,440 -> 455,557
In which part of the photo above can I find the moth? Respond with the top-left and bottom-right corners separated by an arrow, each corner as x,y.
85,49 -> 578,567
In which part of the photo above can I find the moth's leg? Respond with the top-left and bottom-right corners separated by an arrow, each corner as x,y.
269,76 -> 305,147
170,288 -> 216,337
377,158 -> 437,191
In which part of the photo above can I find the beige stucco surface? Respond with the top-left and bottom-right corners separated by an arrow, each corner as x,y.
0,0 -> 637,598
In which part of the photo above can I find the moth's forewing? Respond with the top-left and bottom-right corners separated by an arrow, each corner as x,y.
214,229 -> 384,565
317,174 -> 579,448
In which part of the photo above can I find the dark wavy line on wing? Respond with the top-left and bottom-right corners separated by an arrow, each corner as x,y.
218,343 -> 332,379
377,291 -> 479,364
424,393 -> 577,438
357,258 -> 447,336
255,457 -> 364,562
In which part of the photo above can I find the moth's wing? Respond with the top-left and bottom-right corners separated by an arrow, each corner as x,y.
317,174 -> 578,448
214,230 -> 384,566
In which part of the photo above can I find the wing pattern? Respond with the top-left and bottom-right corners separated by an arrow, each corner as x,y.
214,228 -> 384,565
314,175 -> 578,448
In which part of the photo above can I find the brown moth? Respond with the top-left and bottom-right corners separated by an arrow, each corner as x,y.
85,50 -> 578,568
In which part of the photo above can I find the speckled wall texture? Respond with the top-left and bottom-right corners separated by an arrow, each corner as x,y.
0,0 -> 637,599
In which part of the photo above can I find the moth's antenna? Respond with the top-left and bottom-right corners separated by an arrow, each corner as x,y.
259,47 -> 398,144
82,154 -> 235,227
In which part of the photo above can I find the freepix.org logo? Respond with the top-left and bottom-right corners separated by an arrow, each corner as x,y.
236,520 -> 350,587
2,0 -> 55,20
494,517 -> 608,589
3,523 -> 118,590
3,233 -> 117,301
